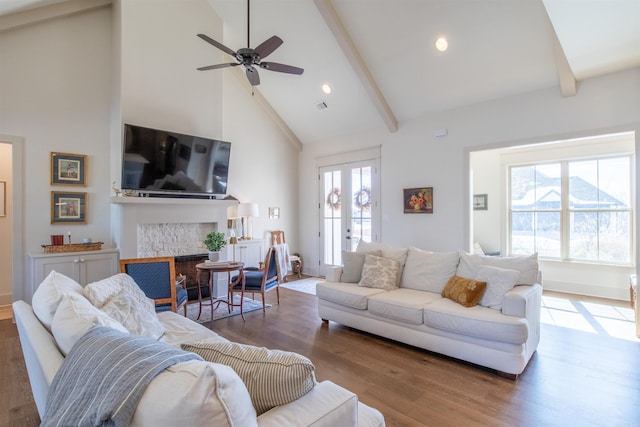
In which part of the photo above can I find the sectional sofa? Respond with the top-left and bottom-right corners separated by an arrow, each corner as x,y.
317,242 -> 542,377
14,270 -> 385,426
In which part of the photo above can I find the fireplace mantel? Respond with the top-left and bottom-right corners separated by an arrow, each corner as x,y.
110,197 -> 238,258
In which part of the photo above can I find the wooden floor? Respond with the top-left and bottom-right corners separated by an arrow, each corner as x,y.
2,282 -> 639,426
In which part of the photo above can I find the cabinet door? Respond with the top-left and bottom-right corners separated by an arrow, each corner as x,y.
77,252 -> 120,285
235,241 -> 263,267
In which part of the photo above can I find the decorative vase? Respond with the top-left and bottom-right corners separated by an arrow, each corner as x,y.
208,251 -> 221,262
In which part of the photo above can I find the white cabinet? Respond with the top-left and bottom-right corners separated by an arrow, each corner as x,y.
28,249 -> 120,301
227,240 -> 264,267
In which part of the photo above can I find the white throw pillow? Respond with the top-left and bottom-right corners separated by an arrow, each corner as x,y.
358,254 -> 401,290
32,270 -> 83,331
84,273 -> 165,340
181,342 -> 316,416
400,247 -> 460,293
456,251 -> 539,285
341,250 -> 382,283
51,292 -> 128,356
474,266 -> 520,310
132,360 -> 258,427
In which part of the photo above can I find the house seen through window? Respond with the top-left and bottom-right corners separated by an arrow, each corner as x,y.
510,151 -> 632,264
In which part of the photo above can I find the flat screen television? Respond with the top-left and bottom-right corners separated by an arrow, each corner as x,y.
121,123 -> 231,197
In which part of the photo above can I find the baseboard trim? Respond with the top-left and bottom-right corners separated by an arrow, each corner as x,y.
0,305 -> 13,321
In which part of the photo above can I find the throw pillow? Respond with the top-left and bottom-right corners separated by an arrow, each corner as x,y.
51,292 -> 128,355
341,250 -> 382,283
32,270 -> 83,331
475,266 -> 520,310
358,254 -> 402,290
441,276 -> 487,307
84,273 -> 165,340
400,247 -> 460,293
456,251 -> 539,285
181,341 -> 316,415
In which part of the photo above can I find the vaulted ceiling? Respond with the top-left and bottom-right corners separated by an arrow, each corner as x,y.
3,0 -> 639,145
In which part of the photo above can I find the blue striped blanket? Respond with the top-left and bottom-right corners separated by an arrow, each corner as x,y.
41,326 -> 202,427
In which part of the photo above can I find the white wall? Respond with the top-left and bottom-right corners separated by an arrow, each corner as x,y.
300,67 -> 640,299
0,0 -> 300,301
0,8 -> 113,264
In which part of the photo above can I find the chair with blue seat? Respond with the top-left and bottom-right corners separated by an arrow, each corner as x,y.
119,256 -> 188,313
229,246 -> 280,315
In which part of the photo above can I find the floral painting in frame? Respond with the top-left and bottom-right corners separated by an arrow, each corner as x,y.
403,187 -> 433,213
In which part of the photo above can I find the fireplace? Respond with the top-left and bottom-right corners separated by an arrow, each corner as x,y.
111,197 -> 237,258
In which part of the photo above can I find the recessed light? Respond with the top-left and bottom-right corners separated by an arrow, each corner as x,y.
435,37 -> 448,52
321,83 -> 332,94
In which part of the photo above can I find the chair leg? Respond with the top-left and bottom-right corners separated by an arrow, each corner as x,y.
276,286 -> 280,304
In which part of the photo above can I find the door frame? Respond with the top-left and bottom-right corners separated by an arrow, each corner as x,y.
316,147 -> 381,276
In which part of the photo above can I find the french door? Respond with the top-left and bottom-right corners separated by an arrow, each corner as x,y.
319,159 -> 379,275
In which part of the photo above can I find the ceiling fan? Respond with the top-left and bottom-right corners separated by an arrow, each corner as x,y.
197,0 -> 304,86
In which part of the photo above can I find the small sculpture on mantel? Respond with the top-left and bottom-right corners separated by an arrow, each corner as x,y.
112,181 -> 122,197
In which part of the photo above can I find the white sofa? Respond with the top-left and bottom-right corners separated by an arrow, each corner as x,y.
13,272 -> 385,426
317,243 -> 543,377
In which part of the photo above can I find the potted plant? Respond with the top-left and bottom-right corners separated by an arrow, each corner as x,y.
204,231 -> 227,262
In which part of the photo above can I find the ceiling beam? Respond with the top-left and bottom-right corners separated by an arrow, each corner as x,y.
0,0 -> 111,33
552,32 -> 577,97
314,0 -> 398,133
230,67 -> 303,152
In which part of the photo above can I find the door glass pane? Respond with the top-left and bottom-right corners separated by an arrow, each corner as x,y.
323,170 -> 342,265
350,166 -> 372,249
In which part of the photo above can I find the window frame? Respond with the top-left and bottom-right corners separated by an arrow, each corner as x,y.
503,135 -> 635,267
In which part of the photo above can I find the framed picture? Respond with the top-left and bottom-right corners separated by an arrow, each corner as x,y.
51,191 -> 87,224
473,194 -> 488,210
403,187 -> 433,213
269,207 -> 280,219
0,181 -> 6,217
51,152 -> 87,186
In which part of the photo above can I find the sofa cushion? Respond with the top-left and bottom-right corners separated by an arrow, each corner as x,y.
456,251 -> 539,285
341,250 -> 382,283
368,289 -> 442,324
316,281 -> 386,310
358,254 -> 402,290
132,359 -> 258,427
181,342 -> 316,415
475,266 -> 520,310
51,292 -> 129,356
32,270 -> 83,331
441,276 -> 487,307
84,273 -> 165,340
157,311 -> 229,347
423,298 -> 529,344
400,247 -> 460,293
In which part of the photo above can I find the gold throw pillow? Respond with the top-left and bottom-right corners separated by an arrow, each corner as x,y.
441,276 -> 487,307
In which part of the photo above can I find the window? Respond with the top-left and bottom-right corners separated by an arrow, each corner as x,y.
510,156 -> 632,264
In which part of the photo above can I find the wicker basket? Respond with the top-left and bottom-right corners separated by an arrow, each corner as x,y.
43,242 -> 103,254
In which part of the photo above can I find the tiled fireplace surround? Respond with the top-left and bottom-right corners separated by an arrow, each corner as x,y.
111,197 -> 238,294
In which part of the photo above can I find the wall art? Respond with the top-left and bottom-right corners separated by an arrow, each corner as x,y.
51,152 -> 87,186
403,187 -> 433,213
51,191 -> 87,224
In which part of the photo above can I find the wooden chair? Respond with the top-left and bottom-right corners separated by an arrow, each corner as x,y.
119,256 -> 188,313
270,230 -> 302,279
229,247 -> 280,315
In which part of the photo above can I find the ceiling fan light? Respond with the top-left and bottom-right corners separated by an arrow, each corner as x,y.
435,37 -> 448,52
322,84 -> 332,94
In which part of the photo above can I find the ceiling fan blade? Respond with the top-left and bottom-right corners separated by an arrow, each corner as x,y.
246,67 -> 260,86
259,62 -> 304,75
254,36 -> 283,59
197,63 -> 239,71
197,33 -> 237,57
